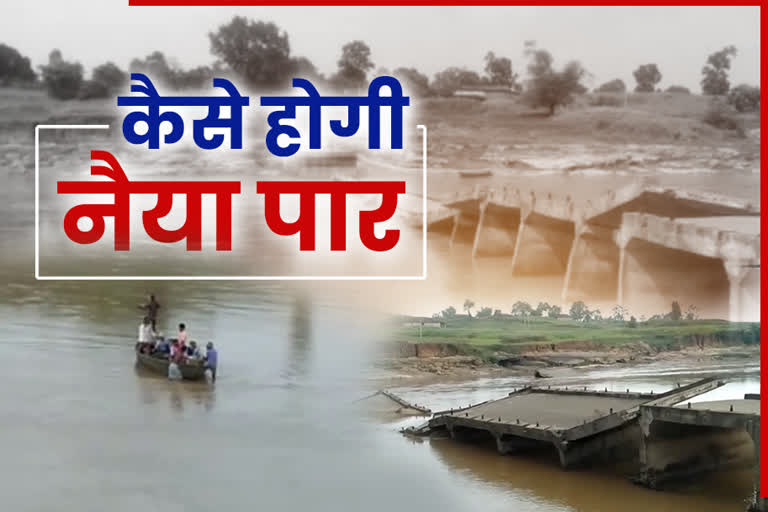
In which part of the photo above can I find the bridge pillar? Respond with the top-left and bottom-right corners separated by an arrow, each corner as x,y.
724,260 -> 760,323
562,223 -> 620,306
470,202 -> 522,259
471,203 -> 487,259
510,213 -> 575,281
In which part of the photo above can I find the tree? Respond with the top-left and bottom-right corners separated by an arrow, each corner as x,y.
727,84 -> 760,113
669,301 -> 682,322
610,305 -> 627,322
477,307 -> 493,319
685,305 -> 699,321
569,301 -> 589,321
701,45 -> 737,95
628,316 -> 638,328
549,305 -> 562,318
532,302 -> 551,317
209,16 -> 293,89
431,67 -> 482,97
392,67 -> 431,97
511,301 -> 534,317
0,43 -> 36,85
633,63 -> 661,93
440,306 -> 457,319
40,49 -> 83,100
332,40 -> 374,91
291,56 -> 323,82
523,44 -> 588,115
484,51 -> 519,90
463,299 -> 475,319
80,62 -> 127,99
130,51 -> 176,85
92,62 -> 126,91
595,79 -> 626,93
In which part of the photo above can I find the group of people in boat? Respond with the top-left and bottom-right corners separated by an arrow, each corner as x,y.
136,295 -> 218,382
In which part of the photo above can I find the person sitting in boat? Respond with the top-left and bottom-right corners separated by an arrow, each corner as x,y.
204,342 -> 217,382
154,337 -> 170,356
137,316 -> 155,354
186,340 -> 201,360
169,339 -> 184,363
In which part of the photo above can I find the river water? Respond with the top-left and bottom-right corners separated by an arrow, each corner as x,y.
0,267 -> 760,512
0,130 -> 760,511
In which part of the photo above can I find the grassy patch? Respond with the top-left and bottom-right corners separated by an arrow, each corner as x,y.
393,316 -> 760,359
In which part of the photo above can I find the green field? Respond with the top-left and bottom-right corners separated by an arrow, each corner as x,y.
394,316 -> 760,360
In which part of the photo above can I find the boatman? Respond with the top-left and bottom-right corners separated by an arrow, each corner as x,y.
139,294 -> 161,330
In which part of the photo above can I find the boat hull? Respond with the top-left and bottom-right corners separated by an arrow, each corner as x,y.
135,348 -> 207,381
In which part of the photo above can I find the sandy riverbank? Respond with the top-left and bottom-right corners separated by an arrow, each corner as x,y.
373,344 -> 759,388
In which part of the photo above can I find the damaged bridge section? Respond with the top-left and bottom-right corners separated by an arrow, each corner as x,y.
408,377 -> 723,469
638,395 -> 763,511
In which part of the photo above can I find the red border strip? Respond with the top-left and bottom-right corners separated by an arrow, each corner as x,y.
760,0 -> 766,501
129,1 -> 761,5
128,0 -> 766,497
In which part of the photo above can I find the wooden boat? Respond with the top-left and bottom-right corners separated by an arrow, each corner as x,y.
459,170 -> 493,178
135,345 -> 207,380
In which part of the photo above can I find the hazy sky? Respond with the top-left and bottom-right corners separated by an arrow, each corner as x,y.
1,3 -> 760,92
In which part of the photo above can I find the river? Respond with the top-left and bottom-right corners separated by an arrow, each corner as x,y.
0,273 -> 759,511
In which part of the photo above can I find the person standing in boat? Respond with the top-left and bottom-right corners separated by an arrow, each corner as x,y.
137,316 -> 155,354
138,295 -> 161,331
177,323 -> 188,353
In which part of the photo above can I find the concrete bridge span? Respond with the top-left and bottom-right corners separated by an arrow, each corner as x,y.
427,182 -> 760,320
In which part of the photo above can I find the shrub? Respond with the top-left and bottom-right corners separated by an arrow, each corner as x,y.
665,85 -> 690,94
595,79 -> 626,93
703,102 -> 745,137
91,62 -> 126,92
727,84 -> 760,113
78,79 -> 110,100
590,94 -> 624,107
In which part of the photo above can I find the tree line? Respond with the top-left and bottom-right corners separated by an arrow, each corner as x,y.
434,299 -> 700,326
0,16 -> 759,114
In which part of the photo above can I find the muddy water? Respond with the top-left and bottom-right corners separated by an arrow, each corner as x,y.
0,277 -> 759,512
0,132 -> 760,511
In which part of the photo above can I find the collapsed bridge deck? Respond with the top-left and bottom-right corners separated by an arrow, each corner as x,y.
411,377 -> 724,468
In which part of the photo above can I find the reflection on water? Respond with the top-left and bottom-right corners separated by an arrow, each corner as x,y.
283,291 -> 313,381
429,438 -> 753,512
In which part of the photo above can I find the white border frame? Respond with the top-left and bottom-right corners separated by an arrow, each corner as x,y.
35,124 -> 428,281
